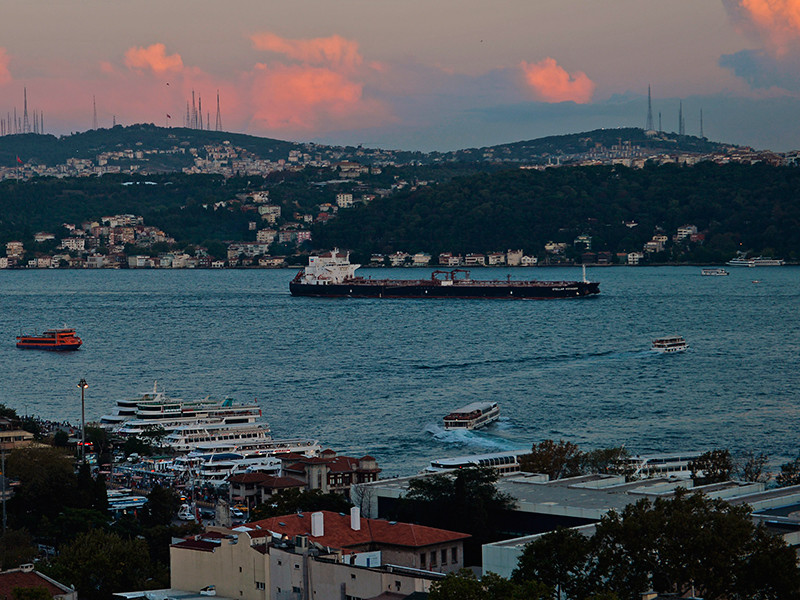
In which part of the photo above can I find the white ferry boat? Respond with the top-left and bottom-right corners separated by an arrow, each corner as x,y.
727,256 -> 785,267
190,452 -> 282,486
163,422 -> 273,453
101,384 -> 262,437
192,438 -> 321,457
443,401 -> 500,430
99,382 -> 170,427
651,336 -> 688,353
701,268 -> 728,276
427,450 -> 524,474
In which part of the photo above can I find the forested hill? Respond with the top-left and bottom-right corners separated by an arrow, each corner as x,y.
313,162 -> 800,263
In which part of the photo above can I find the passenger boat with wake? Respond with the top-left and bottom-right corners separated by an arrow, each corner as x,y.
651,336 -> 688,353
443,401 -> 500,430
16,328 -> 82,351
290,250 -> 600,299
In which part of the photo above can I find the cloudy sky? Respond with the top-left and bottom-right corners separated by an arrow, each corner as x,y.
2,0 -> 800,151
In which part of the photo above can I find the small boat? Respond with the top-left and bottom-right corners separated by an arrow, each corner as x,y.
16,328 -> 82,351
701,268 -> 728,276
651,336 -> 688,353
443,401 -> 500,430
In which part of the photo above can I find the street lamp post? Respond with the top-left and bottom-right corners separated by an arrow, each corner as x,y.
78,378 -> 88,461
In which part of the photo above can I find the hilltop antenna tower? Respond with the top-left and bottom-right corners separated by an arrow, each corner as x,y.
22,88 -> 29,133
646,85 -> 654,131
198,96 -> 203,130
658,111 -> 662,133
215,90 -> 222,131
678,101 -> 685,136
700,109 -> 704,138
191,90 -> 197,129
93,95 -> 98,130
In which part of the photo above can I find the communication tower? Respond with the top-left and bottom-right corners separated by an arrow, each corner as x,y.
93,95 -> 98,130
646,85 -> 654,131
678,101 -> 685,136
215,90 -> 222,131
23,88 -> 29,133
700,109 -> 704,139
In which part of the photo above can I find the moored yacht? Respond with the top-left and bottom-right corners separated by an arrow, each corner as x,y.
163,422 -> 273,453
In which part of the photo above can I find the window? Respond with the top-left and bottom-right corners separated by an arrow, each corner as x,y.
255,582 -> 265,590
420,552 -> 426,567
395,581 -> 401,591
351,574 -> 356,580
451,547 -> 458,564
430,551 -> 437,567
441,549 -> 447,564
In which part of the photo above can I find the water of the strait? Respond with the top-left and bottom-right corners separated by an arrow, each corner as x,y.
1,265 -> 798,476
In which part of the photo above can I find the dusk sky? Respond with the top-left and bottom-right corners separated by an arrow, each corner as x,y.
2,0 -> 800,151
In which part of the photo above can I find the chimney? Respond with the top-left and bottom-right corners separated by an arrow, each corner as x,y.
311,512 -> 324,537
350,506 -> 361,531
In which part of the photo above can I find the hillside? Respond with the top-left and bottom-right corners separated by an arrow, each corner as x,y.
313,162 -> 800,263
1,124 -> 736,169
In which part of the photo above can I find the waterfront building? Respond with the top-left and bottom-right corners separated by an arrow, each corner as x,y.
279,450 -> 380,497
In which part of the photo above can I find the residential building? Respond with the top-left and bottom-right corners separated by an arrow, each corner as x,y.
520,255 -> 538,267
464,254 -> 485,266
279,450 -> 380,497
412,253 -> 432,267
6,241 -> 23,257
0,565 -> 76,600
438,253 -> 461,267
487,253 -> 506,266
389,252 -> 410,267
256,229 -> 277,244
335,193 -> 354,208
61,238 -> 85,252
34,232 -> 55,243
676,225 -> 698,240
506,250 -> 523,266
170,509 -> 466,600
628,252 -> 645,265
228,473 -> 306,507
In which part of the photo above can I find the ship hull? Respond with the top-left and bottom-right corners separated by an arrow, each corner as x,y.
290,280 -> 600,299
16,342 -> 82,351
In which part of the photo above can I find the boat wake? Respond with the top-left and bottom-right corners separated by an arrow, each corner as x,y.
424,424 -> 519,451
416,349 -> 631,371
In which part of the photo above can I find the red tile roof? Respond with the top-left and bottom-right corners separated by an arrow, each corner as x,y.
246,510 -> 469,550
171,539 -> 220,552
0,570 -> 69,599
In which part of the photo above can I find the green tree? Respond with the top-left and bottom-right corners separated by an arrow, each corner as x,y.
44,529 -> 155,600
591,489 -> 800,600
513,528 -> 592,600
142,484 -> 181,528
738,451 -> 769,483
519,440 -> 584,480
583,446 -> 629,475
0,529 -> 37,570
6,447 -> 77,532
250,488 -> 352,521
777,456 -> 800,487
689,449 -> 733,485
12,587 -> 52,600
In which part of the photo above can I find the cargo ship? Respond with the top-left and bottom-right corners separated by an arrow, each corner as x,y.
16,328 -> 82,351
289,250 -> 600,299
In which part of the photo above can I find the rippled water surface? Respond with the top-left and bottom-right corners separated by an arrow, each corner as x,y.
1,266 -> 798,475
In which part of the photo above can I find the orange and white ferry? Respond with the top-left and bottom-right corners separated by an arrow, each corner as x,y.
16,328 -> 82,351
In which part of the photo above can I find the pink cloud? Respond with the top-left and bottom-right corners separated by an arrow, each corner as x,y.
737,0 -> 800,54
520,58 -> 595,104
249,64 -> 390,132
124,43 -> 183,74
250,33 -> 362,71
0,48 -> 11,85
